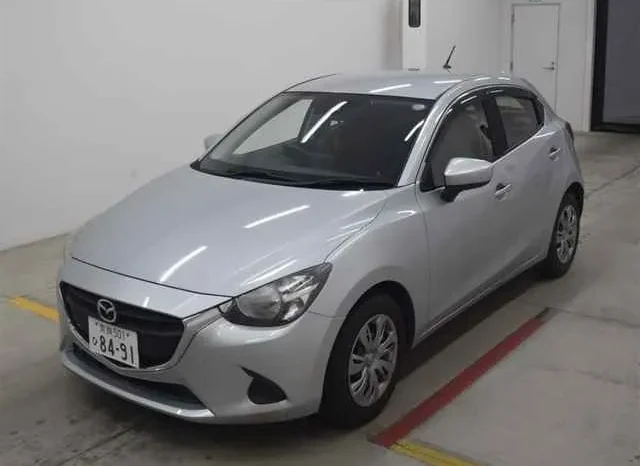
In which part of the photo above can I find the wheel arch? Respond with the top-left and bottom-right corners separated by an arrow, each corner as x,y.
319,279 -> 417,423
345,280 -> 416,349
566,182 -> 585,214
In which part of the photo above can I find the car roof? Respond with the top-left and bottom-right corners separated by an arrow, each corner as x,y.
287,71 -> 531,101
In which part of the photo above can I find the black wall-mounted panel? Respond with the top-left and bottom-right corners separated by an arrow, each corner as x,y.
592,0 -> 640,132
409,0 -> 421,28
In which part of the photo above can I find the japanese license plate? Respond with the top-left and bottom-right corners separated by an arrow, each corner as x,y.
88,316 -> 139,368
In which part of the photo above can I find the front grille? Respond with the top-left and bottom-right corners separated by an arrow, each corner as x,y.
60,282 -> 184,368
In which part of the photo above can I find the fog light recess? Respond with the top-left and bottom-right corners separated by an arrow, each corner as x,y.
243,368 -> 287,405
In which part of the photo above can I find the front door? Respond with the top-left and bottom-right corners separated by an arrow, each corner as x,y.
416,93 -> 508,324
511,4 -> 560,109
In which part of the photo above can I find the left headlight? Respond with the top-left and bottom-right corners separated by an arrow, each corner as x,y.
219,263 -> 332,327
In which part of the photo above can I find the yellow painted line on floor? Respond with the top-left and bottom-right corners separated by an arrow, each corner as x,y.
9,296 -> 59,322
391,439 -> 480,466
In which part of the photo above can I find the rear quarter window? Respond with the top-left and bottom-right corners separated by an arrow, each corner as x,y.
495,95 -> 543,150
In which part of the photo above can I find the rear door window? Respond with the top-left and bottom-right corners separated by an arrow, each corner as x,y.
495,95 -> 542,151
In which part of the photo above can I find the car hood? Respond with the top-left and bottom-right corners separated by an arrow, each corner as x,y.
70,166 -> 388,297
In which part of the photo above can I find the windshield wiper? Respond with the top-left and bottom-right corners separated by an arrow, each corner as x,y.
218,168 -> 299,183
213,167 -> 394,190
292,178 -> 395,190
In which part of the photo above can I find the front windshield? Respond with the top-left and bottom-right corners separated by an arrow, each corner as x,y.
195,92 -> 435,190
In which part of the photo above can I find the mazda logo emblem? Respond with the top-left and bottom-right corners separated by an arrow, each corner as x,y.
97,299 -> 117,323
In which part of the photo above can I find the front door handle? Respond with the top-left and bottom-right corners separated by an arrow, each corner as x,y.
543,61 -> 556,71
549,146 -> 560,160
495,182 -> 512,200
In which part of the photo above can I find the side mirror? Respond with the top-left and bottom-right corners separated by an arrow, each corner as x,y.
441,157 -> 493,202
203,134 -> 221,151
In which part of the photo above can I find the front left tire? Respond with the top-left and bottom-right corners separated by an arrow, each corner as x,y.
319,293 -> 406,428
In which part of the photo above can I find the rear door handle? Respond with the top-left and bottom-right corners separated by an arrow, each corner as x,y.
495,182 -> 512,200
549,146 -> 560,161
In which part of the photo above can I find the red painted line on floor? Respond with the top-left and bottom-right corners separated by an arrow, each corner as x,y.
374,308 -> 550,448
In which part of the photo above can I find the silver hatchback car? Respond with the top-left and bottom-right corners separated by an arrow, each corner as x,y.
59,72 -> 583,427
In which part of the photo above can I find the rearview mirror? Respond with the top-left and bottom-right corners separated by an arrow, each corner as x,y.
442,157 -> 493,202
203,134 -> 221,151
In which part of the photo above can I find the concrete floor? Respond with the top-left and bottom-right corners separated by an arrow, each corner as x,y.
1,132 -> 639,466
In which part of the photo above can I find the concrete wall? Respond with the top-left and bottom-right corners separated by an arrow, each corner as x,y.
0,3 -> 7,197
0,0 -> 401,251
425,0 -> 503,75
500,0 -> 596,131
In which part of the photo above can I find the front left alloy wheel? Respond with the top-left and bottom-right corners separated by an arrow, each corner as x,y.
320,293 -> 406,428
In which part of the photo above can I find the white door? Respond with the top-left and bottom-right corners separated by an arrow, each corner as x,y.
511,4 -> 560,109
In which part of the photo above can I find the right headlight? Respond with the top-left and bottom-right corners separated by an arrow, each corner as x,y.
219,263 -> 332,327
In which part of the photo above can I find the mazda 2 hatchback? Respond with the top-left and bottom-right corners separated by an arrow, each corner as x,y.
59,72 -> 583,427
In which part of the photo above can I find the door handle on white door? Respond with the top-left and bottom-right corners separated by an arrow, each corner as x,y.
549,146 -> 560,160
495,182 -> 513,200
543,61 -> 556,71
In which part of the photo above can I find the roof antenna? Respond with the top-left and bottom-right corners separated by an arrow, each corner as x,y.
443,45 -> 456,72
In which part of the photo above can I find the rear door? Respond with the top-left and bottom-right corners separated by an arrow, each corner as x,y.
487,87 -> 555,270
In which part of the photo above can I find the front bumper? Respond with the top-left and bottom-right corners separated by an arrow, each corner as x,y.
58,259 -> 343,424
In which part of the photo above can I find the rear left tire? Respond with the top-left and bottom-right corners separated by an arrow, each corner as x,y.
539,191 -> 581,278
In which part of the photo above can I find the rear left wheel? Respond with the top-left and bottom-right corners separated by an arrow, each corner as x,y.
539,192 -> 581,278
319,294 -> 406,428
